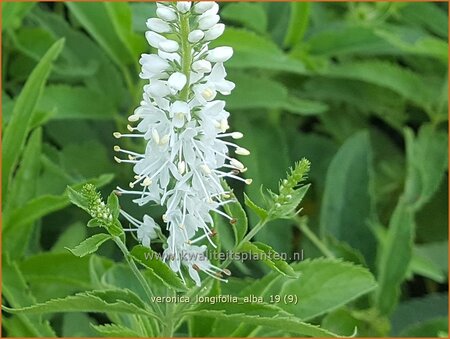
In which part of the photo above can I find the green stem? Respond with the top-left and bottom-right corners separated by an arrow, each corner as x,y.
179,13 -> 192,102
294,216 -> 335,259
113,236 -> 164,317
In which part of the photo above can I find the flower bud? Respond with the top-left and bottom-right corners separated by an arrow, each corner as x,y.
206,46 -> 233,62
176,2 -> 191,13
145,31 -> 166,49
168,72 -> 187,91
204,23 -> 225,41
198,14 -> 220,30
156,7 -> 177,22
188,30 -> 204,43
194,1 -> 215,14
146,18 -> 171,33
159,40 -> 179,53
192,60 -> 212,73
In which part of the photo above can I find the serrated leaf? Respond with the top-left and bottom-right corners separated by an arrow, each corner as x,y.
240,241 -> 297,278
3,289 -> 158,320
66,234 -> 112,257
66,186 -> 89,212
186,302 -> 344,337
244,193 -> 268,220
2,39 -> 64,195
241,258 -> 377,321
92,323 -> 142,338
269,184 -> 310,220
130,245 -> 187,291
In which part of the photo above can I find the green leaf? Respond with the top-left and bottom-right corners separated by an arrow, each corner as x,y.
244,193 -> 268,221
211,28 -> 306,74
4,195 -> 69,231
107,192 -> 120,219
241,258 -> 377,321
320,131 -> 376,264
51,222 -> 88,253
269,184 -> 310,220
400,317 -> 448,337
65,3 -> 138,68
37,85 -> 117,120
221,3 -> 267,34
4,174 -> 114,231
7,127 -> 42,208
2,3 -> 35,31
222,182 -> 248,246
283,96 -> 328,116
92,323 -> 142,338
66,186 -> 89,212
33,8 -> 126,107
3,289 -> 158,320
66,234 -> 112,257
391,293 -> 448,335
284,2 -> 310,48
2,256 -> 56,337
130,245 -> 187,291
186,303 -> 343,337
20,253 -> 92,291
2,38 -> 64,195
375,28 -> 448,63
240,241 -> 297,278
403,125 -> 448,210
375,200 -> 415,315
399,3 -> 448,38
322,60 -> 437,113
226,73 -> 287,110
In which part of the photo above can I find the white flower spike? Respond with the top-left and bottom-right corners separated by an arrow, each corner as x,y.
114,1 -> 249,286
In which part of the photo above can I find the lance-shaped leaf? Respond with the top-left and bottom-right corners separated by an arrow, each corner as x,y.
131,245 -> 187,291
66,234 -> 112,257
239,241 -> 297,278
3,289 -> 159,321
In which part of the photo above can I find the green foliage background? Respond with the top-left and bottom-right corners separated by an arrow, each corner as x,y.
2,2 -> 448,337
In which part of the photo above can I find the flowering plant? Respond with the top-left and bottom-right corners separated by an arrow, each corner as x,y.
3,2 -> 445,338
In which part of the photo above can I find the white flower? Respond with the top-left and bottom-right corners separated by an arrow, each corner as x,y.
159,39 -> 179,53
146,18 -> 171,33
204,23 -> 225,41
156,7 -> 177,22
115,1 -> 249,286
206,46 -> 233,63
192,60 -> 212,74
198,14 -> 220,30
194,2 -> 215,14
176,2 -> 191,13
168,72 -> 187,92
188,30 -> 204,43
